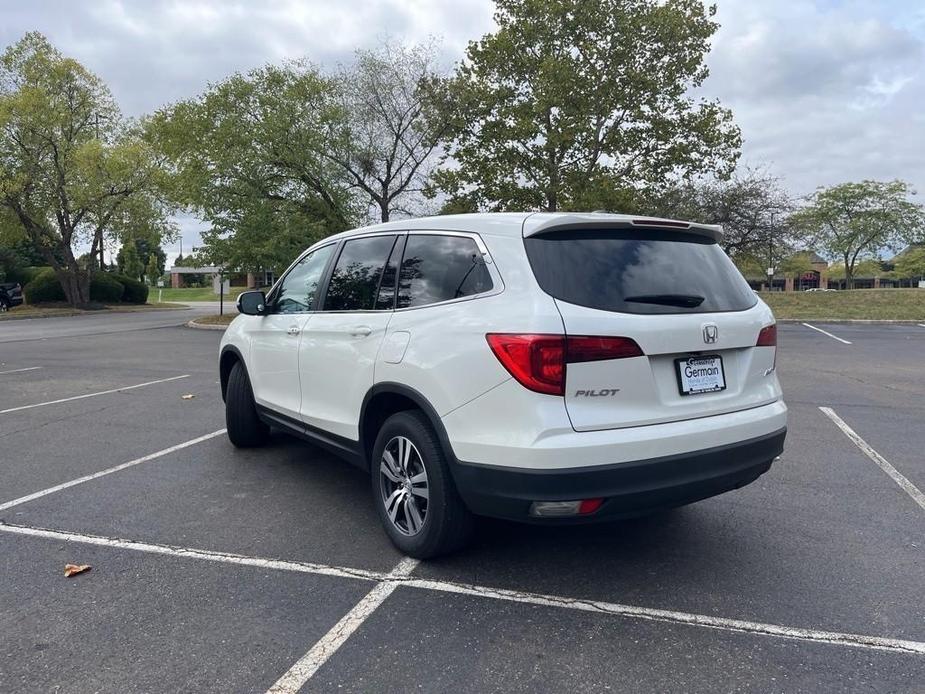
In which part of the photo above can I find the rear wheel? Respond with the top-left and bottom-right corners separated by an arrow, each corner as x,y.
0,296 -> 9,312
372,411 -> 474,559
225,361 -> 269,447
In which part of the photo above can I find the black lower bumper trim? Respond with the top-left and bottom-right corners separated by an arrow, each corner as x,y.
450,428 -> 786,522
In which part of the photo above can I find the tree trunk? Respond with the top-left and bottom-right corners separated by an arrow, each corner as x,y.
380,200 -> 390,223
55,266 -> 91,307
844,254 -> 854,290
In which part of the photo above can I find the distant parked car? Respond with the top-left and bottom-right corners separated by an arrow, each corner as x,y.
0,282 -> 24,311
804,288 -> 835,292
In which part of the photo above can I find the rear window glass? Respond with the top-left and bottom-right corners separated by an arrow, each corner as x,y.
524,229 -> 756,314
397,235 -> 493,308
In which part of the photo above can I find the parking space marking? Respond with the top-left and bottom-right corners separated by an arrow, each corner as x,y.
801,323 -> 852,344
0,523 -> 384,581
0,429 -> 226,512
0,366 -> 43,376
0,374 -> 191,414
918,324 -> 925,328
267,557 -> 420,693
402,578 -> 925,656
820,407 -> 925,512
1,521 -> 923,658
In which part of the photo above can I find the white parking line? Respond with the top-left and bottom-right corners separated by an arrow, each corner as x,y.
267,557 -> 420,693
0,429 -> 226,512
918,324 -> 925,328
402,578 -> 925,656
0,521 -> 922,657
0,374 -> 190,414
801,323 -> 852,344
0,366 -> 43,376
820,407 -> 925,512
0,523 -> 383,581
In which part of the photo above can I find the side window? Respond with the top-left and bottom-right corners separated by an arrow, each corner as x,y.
273,245 -> 335,314
397,234 -> 493,308
323,235 -> 397,311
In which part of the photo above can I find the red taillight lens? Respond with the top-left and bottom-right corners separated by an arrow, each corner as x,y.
756,324 -> 777,347
566,336 -> 644,362
486,334 -> 565,395
486,334 -> 644,396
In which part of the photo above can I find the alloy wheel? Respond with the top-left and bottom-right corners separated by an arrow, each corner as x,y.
379,435 -> 429,536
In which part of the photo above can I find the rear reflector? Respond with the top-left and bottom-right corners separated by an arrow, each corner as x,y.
486,334 -> 644,396
756,324 -> 777,347
530,498 -> 605,517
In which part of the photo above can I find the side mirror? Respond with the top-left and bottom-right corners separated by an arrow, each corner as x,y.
237,290 -> 266,316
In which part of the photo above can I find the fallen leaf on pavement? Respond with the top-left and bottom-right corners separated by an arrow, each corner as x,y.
181,394 -> 196,400
64,564 -> 91,578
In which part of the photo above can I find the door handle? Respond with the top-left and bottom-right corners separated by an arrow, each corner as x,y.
287,325 -> 300,336
349,325 -> 372,337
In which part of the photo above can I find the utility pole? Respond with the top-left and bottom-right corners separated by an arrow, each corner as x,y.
95,113 -> 110,270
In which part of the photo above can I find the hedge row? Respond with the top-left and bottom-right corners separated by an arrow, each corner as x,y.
23,269 -> 149,305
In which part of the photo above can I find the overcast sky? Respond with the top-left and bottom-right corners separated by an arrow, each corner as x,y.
2,0 -> 922,263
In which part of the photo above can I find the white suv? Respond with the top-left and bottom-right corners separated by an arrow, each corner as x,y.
220,213 -> 787,558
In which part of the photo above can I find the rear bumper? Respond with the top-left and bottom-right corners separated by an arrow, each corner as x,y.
451,428 -> 786,522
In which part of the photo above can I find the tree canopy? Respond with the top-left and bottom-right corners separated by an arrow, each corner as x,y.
432,0 -> 741,212
331,41 -> 447,222
146,62 -> 359,274
790,180 -> 925,289
0,32 -> 173,306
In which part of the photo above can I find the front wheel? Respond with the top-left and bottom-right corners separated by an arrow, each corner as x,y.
0,297 -> 9,313
371,411 -> 474,559
225,361 -> 269,447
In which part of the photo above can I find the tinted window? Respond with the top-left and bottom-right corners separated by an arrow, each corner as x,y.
397,235 -> 493,308
524,229 -> 757,314
273,244 -> 335,314
324,235 -> 397,311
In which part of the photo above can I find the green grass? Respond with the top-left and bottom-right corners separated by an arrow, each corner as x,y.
148,286 -> 247,303
760,289 -> 925,320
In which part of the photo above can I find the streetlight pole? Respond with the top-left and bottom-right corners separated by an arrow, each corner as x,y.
94,113 -> 110,270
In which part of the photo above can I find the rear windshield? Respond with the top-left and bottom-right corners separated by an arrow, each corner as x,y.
524,229 -> 757,314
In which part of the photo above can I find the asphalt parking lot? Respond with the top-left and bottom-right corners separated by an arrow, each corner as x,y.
1,313 -> 923,693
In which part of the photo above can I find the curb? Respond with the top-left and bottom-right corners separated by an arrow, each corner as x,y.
186,319 -> 229,331
778,319 -> 925,324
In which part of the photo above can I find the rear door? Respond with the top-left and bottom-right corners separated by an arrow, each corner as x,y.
524,226 -> 779,431
297,234 -> 399,441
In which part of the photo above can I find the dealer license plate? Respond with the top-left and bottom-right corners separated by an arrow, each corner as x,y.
676,355 -> 726,395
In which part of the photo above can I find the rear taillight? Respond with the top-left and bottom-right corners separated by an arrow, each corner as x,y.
486,334 -> 644,396
756,324 -> 777,347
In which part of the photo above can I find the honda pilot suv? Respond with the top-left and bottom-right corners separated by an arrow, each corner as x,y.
220,213 -> 786,558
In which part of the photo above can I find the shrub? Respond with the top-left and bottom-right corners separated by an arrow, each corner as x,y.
89,272 -> 125,303
110,272 -> 149,304
23,269 -> 133,304
23,268 -> 66,303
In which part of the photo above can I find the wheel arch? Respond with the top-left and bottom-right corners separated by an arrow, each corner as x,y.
359,383 -> 458,472
219,344 -> 247,403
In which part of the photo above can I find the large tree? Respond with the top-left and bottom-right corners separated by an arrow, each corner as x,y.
146,62 -> 359,274
331,41 -> 447,222
791,180 -> 925,289
650,169 -> 796,257
432,0 -> 741,212
0,33 -> 173,306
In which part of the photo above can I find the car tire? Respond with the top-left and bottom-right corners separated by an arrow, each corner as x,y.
0,297 -> 9,312
225,361 -> 269,447
371,410 -> 474,559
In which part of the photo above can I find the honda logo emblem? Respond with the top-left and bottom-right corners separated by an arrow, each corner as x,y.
703,324 -> 718,344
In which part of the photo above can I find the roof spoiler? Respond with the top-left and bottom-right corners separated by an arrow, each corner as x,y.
522,213 -> 723,244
